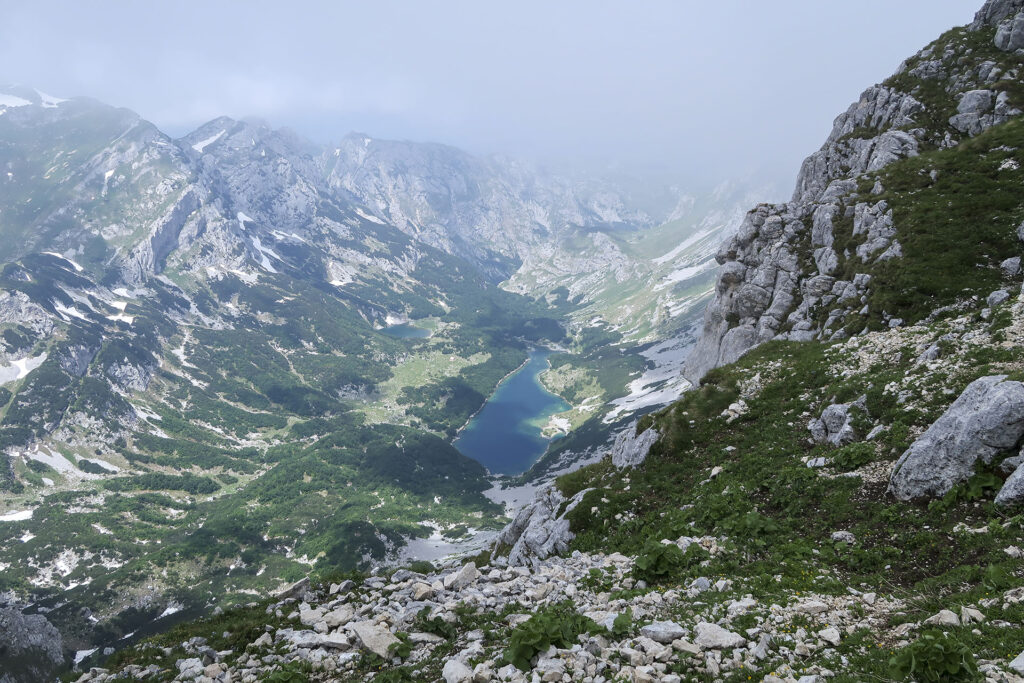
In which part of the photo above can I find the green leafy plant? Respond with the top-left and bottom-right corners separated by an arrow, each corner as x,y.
611,610 -> 632,637
388,632 -> 412,660
721,511 -> 780,548
373,669 -> 415,683
502,604 -> 603,671
264,661 -> 312,683
889,630 -> 979,682
931,470 -> 1004,511
413,607 -> 456,640
632,539 -> 706,583
832,442 -> 875,472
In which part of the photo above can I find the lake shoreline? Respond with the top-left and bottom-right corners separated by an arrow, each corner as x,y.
451,353 -> 532,440
453,348 -> 570,476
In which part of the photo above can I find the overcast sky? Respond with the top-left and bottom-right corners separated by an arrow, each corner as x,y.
1,1 -> 978,188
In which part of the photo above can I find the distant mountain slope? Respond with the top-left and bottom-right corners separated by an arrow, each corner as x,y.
0,83 -> 773,672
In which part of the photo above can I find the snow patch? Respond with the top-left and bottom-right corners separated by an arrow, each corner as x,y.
42,251 -> 84,271
251,235 -> 281,273
74,649 -> 97,667
23,445 -> 78,475
355,208 -> 386,225
604,337 -> 694,423
228,268 -> 258,284
36,90 -> 66,107
158,603 -> 183,619
652,227 -> 716,265
192,129 -> 225,153
653,259 -> 716,291
0,353 -> 47,384
53,301 -> 90,321
0,509 -> 32,522
106,312 -> 135,325
0,94 -> 31,108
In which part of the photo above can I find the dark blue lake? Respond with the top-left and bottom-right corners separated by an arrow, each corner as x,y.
381,323 -> 431,339
453,349 -> 569,475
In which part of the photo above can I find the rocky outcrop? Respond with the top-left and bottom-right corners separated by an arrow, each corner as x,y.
0,603 -> 64,683
972,0 -> 1024,31
996,463 -> 1024,507
610,422 -> 659,468
808,397 -> 866,447
495,486 -> 591,567
121,189 -> 201,284
950,89 -> 1022,136
889,376 -> 1024,500
322,134 -> 662,279
0,291 -> 55,338
683,3 -> 1024,385
496,422 -> 657,565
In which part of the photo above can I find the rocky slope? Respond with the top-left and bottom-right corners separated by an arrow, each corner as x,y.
86,1 -> 1024,681
685,0 -> 1024,384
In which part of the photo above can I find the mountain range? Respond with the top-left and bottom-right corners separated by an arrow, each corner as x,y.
0,78 -> 768,677
8,0 -> 1024,680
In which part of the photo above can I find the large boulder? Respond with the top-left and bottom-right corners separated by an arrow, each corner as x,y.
0,606 -> 64,683
996,463 -> 1024,508
694,622 -> 746,650
443,562 -> 481,590
610,421 -> 659,468
348,621 -> 400,658
889,376 -> 1024,500
808,398 -> 865,446
495,486 -> 591,566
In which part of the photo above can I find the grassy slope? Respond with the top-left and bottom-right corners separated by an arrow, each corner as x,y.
550,117 -> 1024,677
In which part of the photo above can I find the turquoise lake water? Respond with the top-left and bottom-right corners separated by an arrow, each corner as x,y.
381,323 -> 431,339
453,349 -> 569,475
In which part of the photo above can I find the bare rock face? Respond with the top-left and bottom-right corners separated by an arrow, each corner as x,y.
996,463 -> 1024,507
496,486 -> 592,567
972,0 -> 1024,31
682,7 -> 1024,386
610,422 -> 659,469
0,604 -> 64,683
889,376 -> 1024,500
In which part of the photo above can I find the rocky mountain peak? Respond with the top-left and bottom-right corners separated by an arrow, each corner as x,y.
684,0 -> 1024,384
971,0 -> 1024,29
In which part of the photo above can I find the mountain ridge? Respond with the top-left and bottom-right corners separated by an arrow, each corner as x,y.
76,1 -> 1024,680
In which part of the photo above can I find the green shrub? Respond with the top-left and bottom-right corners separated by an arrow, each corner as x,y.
264,660 -> 311,683
632,539 -> 684,583
502,604 -> 603,671
611,610 -> 632,637
413,607 -> 456,640
889,630 -> 979,682
832,442 -> 875,472
632,539 -> 706,583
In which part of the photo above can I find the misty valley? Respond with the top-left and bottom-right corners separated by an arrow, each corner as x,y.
4,1 -> 1024,681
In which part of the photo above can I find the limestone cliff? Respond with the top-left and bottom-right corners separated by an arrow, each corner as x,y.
685,0 -> 1024,384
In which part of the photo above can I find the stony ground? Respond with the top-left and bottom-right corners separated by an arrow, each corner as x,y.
77,523 -> 1024,683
